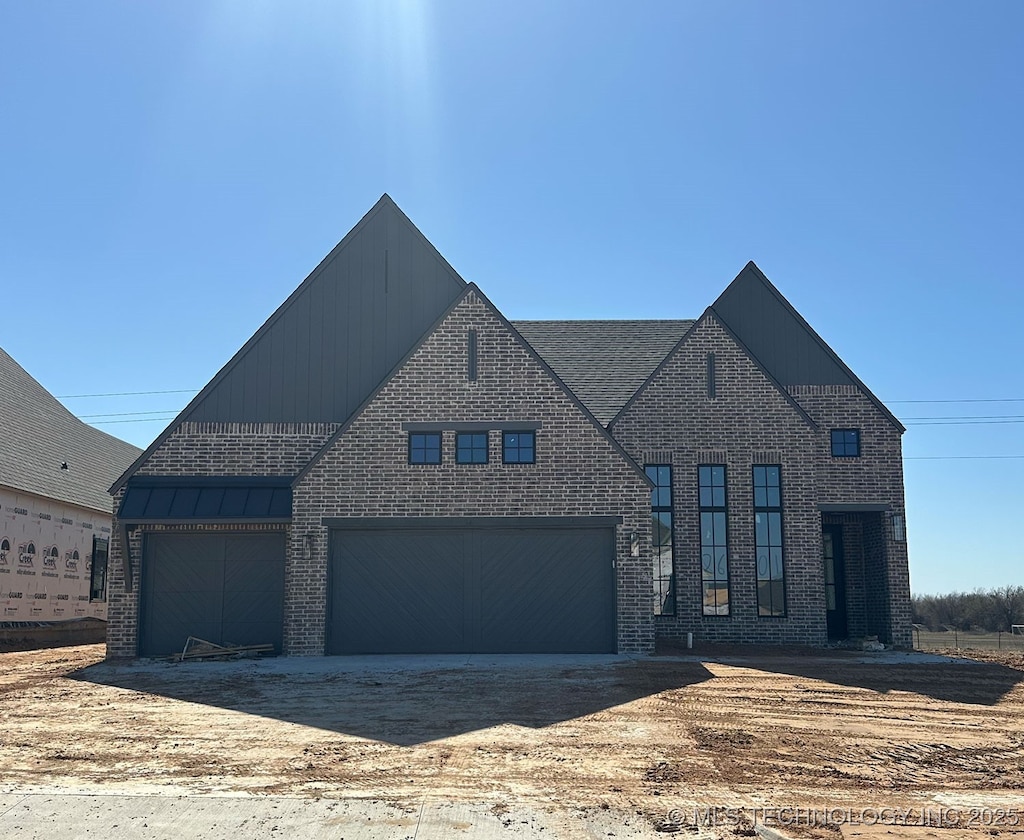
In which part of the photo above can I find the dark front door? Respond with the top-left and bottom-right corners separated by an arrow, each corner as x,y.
328,525 -> 616,654
822,525 -> 848,640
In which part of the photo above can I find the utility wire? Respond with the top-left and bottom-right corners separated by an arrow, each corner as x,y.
58,389 -> 198,399
905,419 -> 1024,426
79,410 -> 183,419
89,416 -> 177,425
888,398 -> 1024,404
905,455 -> 1024,460
902,414 -> 1024,421
61,387 -> 1024,403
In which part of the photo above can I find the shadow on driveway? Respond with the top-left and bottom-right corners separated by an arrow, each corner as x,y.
71,654 -> 714,747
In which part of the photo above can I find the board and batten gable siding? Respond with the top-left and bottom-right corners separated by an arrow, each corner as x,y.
183,198 -> 466,424
610,311 -> 826,646
291,289 -> 655,655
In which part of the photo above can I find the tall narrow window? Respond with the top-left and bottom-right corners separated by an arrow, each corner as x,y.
467,329 -> 478,381
646,465 -> 675,615
699,465 -> 729,616
753,465 -> 786,617
89,536 -> 109,602
706,353 -> 716,399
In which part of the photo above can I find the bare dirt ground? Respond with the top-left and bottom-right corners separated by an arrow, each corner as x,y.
1,644 -> 1023,838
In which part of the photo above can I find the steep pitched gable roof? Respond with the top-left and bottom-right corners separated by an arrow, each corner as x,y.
112,194 -> 467,492
0,347 -> 141,513
512,320 -> 694,425
711,262 -> 904,431
608,309 -> 818,430
296,284 -> 652,487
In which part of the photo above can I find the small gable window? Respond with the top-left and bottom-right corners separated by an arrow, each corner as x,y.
408,432 -> 442,464
456,432 -> 489,464
502,431 -> 535,464
830,429 -> 861,458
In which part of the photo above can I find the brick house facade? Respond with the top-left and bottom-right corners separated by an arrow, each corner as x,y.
107,195 -> 912,657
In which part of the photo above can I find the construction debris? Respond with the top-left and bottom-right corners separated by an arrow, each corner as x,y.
169,636 -> 275,662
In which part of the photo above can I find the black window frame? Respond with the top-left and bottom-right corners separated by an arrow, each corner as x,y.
830,429 -> 861,458
646,464 -> 675,616
89,535 -> 109,603
455,431 -> 489,464
502,430 -> 535,464
698,464 -> 730,617
408,432 -> 442,465
753,464 -> 786,618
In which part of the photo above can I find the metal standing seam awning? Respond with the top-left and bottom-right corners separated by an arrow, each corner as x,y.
116,476 -> 293,590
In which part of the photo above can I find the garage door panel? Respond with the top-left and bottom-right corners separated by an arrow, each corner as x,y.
330,531 -> 466,654
329,525 -> 615,654
140,533 -> 285,657
148,535 -> 225,594
479,529 -> 614,653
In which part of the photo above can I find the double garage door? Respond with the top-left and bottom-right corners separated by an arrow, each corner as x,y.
138,524 -> 616,656
327,524 -> 616,654
140,533 -> 286,657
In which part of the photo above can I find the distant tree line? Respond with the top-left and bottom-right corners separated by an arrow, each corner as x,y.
912,586 -> 1024,632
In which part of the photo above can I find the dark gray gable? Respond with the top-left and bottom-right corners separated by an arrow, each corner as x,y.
711,262 -> 904,431
112,195 -> 467,492
608,309 -> 817,431
0,346 -> 141,513
295,284 -> 652,488
512,320 -> 694,425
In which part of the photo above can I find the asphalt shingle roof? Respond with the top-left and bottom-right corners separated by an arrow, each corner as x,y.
512,320 -> 695,425
0,347 -> 142,514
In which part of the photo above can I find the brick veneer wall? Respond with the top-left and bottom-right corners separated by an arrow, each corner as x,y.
105,423 -> 338,658
611,313 -> 827,645
293,291 -> 654,655
790,386 -> 911,647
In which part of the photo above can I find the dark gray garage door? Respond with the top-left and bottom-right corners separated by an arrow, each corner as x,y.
140,532 -> 286,657
328,524 -> 615,654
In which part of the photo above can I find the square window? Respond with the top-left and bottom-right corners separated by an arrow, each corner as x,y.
409,432 -> 442,464
456,432 -> 488,464
502,431 -> 535,463
830,429 -> 861,457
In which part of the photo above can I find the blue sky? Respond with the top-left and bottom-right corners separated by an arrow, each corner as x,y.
2,2 -> 1021,595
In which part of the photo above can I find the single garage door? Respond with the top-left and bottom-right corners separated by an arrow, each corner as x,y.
327,523 -> 615,654
140,532 -> 286,657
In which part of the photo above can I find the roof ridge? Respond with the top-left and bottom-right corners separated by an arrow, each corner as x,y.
0,346 -> 141,513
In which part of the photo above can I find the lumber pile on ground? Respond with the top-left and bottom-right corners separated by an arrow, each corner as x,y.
169,636 -> 275,662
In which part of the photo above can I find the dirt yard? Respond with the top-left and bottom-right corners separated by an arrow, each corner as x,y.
1,644 -> 1023,838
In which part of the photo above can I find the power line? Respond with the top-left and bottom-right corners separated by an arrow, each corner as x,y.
889,398 -> 1024,404
79,410 -> 182,419
905,419 -> 1024,426
902,414 -> 1024,421
909,455 -> 1024,461
61,388 -> 1024,403
58,389 -> 198,399
88,416 -> 177,425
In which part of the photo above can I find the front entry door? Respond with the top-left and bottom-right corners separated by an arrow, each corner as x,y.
822,525 -> 848,640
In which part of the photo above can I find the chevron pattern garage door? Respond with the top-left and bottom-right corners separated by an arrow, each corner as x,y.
328,526 -> 615,654
140,533 -> 286,657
